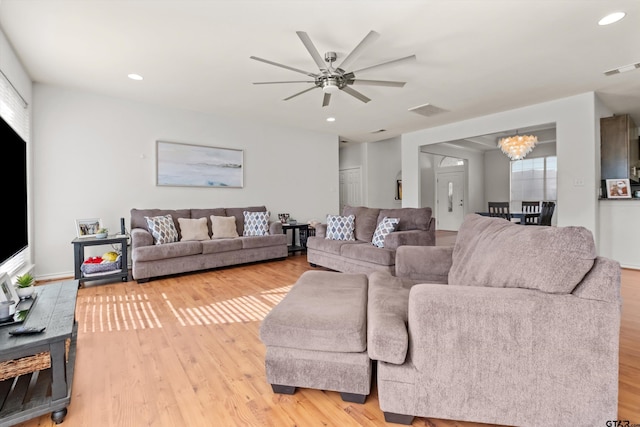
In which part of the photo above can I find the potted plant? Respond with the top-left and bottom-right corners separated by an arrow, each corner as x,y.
96,227 -> 108,239
15,272 -> 35,299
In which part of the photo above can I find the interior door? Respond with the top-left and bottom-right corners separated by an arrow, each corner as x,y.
339,167 -> 362,213
436,171 -> 465,231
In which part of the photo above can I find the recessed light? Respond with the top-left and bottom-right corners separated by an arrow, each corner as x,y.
326,117 -> 336,122
598,12 -> 625,26
128,73 -> 143,81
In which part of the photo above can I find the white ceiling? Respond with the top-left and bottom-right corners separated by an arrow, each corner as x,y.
1,0 -> 639,144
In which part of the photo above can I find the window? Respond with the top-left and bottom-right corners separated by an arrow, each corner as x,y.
510,156 -> 557,210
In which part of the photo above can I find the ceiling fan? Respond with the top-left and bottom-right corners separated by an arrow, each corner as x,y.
250,30 -> 416,107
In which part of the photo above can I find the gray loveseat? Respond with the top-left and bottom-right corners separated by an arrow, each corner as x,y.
368,214 -> 621,426
130,206 -> 287,282
306,206 -> 435,275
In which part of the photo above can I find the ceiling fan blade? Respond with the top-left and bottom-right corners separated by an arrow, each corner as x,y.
341,86 -> 371,103
283,85 -> 319,101
350,79 -> 406,87
253,80 -> 316,85
296,31 -> 328,72
351,54 -> 417,74
322,93 -> 331,107
337,30 -> 380,71
250,56 -> 318,77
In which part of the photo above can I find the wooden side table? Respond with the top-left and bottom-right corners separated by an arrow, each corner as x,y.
71,234 -> 129,285
282,223 -> 311,254
0,280 -> 78,426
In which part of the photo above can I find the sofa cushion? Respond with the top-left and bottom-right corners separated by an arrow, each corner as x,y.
226,206 -> 266,236
377,207 -> 432,231
201,238 -> 243,254
211,215 -> 239,239
448,214 -> 597,294
260,271 -> 368,353
191,208 -> 226,236
326,214 -> 355,241
133,241 -> 202,262
131,208 -> 191,239
240,234 -> 287,249
145,214 -> 179,245
371,217 -> 399,248
177,217 -> 210,241
343,206 -> 380,242
243,211 -> 270,236
307,236 -> 362,255
340,242 -> 395,266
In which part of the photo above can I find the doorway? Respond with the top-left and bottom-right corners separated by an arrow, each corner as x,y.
436,170 -> 465,231
339,167 -> 362,213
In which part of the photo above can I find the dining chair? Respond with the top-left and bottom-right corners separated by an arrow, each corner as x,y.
522,201 -> 541,225
488,202 -> 511,221
539,201 -> 555,226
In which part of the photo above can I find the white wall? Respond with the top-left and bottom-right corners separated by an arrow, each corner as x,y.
33,84 -> 338,279
338,136 -> 403,209
403,93 -> 604,238
365,136 -> 402,209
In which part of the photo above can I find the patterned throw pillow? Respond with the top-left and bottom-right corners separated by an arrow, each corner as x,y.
243,211 -> 270,236
325,214 -> 356,241
371,217 -> 400,248
144,214 -> 179,245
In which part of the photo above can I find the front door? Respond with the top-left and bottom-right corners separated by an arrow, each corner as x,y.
436,171 -> 465,231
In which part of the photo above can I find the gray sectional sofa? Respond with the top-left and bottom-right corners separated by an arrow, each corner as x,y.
369,214 -> 621,426
306,205 -> 435,274
130,206 -> 287,282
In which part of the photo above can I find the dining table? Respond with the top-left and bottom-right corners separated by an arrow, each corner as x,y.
475,211 -> 540,224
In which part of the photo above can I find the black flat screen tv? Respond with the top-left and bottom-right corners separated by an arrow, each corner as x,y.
0,114 -> 27,267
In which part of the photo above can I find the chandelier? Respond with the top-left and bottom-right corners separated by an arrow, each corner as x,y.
498,133 -> 538,160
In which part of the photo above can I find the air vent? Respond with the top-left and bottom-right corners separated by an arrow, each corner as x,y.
408,103 -> 449,117
371,129 -> 387,134
604,62 -> 640,76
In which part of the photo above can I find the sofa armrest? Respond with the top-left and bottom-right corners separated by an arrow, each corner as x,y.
314,223 -> 327,238
269,221 -> 283,235
131,228 -> 153,250
367,271 -> 417,364
407,284 -> 620,415
384,229 -> 434,250
395,245 -> 453,283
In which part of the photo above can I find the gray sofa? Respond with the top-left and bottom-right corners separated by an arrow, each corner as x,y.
306,206 -> 435,275
130,206 -> 287,282
369,214 -> 621,426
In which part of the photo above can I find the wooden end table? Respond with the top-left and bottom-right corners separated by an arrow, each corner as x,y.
0,280 -> 78,426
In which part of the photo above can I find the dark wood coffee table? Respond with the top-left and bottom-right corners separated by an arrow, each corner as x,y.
0,280 -> 78,426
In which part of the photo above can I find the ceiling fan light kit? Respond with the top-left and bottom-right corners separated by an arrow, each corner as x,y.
251,31 -> 415,107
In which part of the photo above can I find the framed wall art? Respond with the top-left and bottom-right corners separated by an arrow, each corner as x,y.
605,179 -> 631,199
75,218 -> 103,238
156,140 -> 244,188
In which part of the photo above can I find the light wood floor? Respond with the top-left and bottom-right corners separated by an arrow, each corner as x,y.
15,254 -> 640,427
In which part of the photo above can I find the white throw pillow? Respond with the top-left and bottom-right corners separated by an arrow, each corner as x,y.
325,214 -> 355,241
178,217 -> 210,241
371,217 -> 400,248
211,215 -> 239,239
144,214 -> 179,245
243,211 -> 270,236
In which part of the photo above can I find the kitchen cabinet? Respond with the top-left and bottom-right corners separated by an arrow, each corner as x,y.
600,114 -> 639,182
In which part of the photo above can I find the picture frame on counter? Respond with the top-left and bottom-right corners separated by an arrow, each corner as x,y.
605,178 -> 631,199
